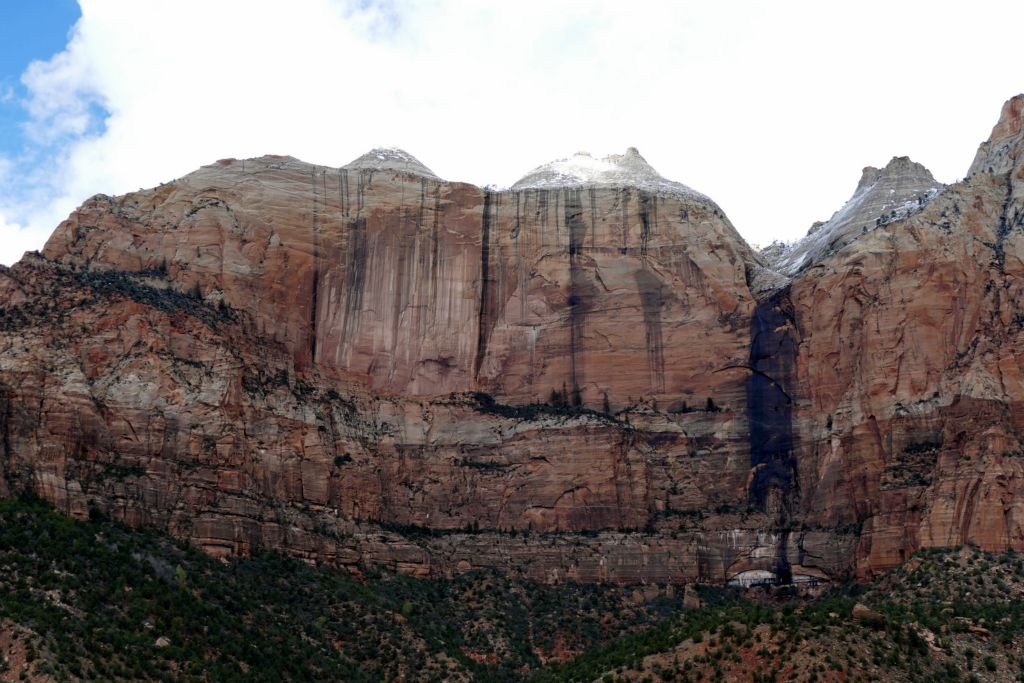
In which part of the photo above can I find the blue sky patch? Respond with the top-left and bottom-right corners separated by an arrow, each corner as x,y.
0,1 -> 82,159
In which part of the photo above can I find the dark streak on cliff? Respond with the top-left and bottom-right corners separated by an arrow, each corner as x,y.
588,188 -> 597,249
309,169 -> 321,364
474,191 -> 495,379
638,192 -> 657,261
338,168 -> 349,218
389,209 -> 409,363
512,191 -> 522,240
342,217 -> 368,347
634,269 -> 666,393
746,288 -> 799,584
430,186 -> 442,304
994,172 -> 1023,273
747,288 -> 798,510
619,189 -> 631,254
537,190 -> 550,251
565,189 -> 590,399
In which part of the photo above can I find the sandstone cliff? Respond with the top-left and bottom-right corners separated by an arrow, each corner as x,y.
38,148 -> 757,408
787,94 -> 1024,577
2,96 -> 1024,585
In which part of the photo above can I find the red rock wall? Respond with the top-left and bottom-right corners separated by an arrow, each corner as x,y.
4,96 -> 1024,584
41,158 -> 756,411
789,142 -> 1024,577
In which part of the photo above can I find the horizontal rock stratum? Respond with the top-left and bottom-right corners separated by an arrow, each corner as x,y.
2,95 -> 1024,585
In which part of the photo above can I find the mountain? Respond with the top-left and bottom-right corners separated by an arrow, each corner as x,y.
783,94 -> 1024,578
969,93 -> 1023,176
769,156 -> 944,276
2,95 -> 1024,590
342,147 -> 442,179
511,147 -> 712,201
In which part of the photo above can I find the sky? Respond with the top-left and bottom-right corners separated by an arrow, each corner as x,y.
1,0 -> 1022,266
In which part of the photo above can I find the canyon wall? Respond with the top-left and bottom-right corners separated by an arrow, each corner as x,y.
789,94 -> 1024,576
1,96 -> 1023,583
40,150 -> 755,409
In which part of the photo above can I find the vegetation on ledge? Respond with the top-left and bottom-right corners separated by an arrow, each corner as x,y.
0,496 -> 675,682
1,496 -> 1023,681
469,391 -> 622,425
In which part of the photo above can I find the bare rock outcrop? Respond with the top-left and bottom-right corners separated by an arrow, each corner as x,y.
969,93 -> 1024,177
343,147 -> 441,179
39,149 -> 758,409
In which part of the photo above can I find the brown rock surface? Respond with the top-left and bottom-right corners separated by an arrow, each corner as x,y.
788,94 -> 1024,577
1,148 -> 784,584
2,96 -> 1024,585
851,603 -> 884,625
39,150 -> 756,408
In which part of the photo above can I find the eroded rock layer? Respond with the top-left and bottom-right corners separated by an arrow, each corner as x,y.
2,96 -> 1024,584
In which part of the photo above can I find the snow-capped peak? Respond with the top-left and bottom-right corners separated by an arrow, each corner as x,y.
773,156 -> 944,276
343,147 -> 440,179
511,148 -> 711,201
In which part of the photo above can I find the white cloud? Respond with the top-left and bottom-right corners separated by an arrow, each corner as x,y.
0,211 -> 55,265
20,33 -> 103,145
1,0 -> 1023,266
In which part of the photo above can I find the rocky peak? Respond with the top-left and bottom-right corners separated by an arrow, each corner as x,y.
342,147 -> 441,179
856,156 -> 936,193
757,240 -> 793,268
511,147 -> 711,201
773,155 -> 944,276
968,94 -> 1024,177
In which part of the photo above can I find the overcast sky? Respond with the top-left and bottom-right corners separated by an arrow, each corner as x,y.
1,0 -> 1022,266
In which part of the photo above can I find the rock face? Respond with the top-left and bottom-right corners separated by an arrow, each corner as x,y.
784,94 -> 1024,577
512,148 -> 712,201
37,151 -> 756,408
970,94 -> 1023,176
2,96 -> 1024,585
